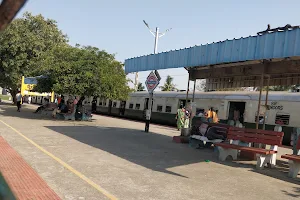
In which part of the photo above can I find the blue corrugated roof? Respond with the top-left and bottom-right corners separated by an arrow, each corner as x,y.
125,28 -> 300,73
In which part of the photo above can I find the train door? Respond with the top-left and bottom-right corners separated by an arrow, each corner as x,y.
228,102 -> 246,123
119,101 -> 126,116
178,99 -> 191,108
108,100 -> 112,114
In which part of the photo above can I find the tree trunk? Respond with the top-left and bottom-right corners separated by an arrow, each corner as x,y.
10,89 -> 17,104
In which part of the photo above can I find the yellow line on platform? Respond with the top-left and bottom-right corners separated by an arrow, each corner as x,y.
0,120 -> 118,200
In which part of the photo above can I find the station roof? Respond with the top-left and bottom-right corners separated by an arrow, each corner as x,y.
125,28 -> 300,74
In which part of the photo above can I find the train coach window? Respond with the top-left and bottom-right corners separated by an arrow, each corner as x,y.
113,102 -> 117,107
157,105 -> 163,112
255,115 -> 264,123
135,104 -> 140,110
275,114 -> 290,125
165,106 -> 172,113
129,103 -> 134,109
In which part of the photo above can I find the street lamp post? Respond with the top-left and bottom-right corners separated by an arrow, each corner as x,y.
134,21 -> 172,90
142,20 -> 172,132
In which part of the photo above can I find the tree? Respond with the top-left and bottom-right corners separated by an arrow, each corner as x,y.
0,12 -> 68,102
137,83 -> 145,91
264,85 -> 299,91
159,75 -> 177,91
33,45 -> 132,100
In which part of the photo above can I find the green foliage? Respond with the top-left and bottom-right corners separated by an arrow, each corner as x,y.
0,12 -> 67,99
159,75 -> 177,91
34,45 -> 132,100
264,85 -> 299,91
137,82 -> 145,91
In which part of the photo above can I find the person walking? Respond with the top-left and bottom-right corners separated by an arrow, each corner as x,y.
16,91 -> 22,112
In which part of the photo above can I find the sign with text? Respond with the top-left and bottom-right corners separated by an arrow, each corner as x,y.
145,71 -> 160,93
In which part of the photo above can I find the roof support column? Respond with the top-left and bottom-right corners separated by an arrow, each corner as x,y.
185,75 -> 190,106
189,79 -> 197,128
256,61 -> 268,129
183,74 -> 190,131
263,75 -> 270,130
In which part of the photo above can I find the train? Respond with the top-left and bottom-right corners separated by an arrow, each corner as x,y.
30,91 -> 300,145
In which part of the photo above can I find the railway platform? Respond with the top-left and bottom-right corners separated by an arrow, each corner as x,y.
0,102 -> 299,200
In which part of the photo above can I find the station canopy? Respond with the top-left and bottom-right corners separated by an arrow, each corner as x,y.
125,26 -> 300,90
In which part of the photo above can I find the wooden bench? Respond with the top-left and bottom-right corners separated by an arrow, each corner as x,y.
215,127 -> 284,169
0,137 -> 61,199
281,136 -> 300,178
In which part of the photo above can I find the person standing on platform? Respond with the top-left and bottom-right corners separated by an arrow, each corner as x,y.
206,107 -> 213,123
16,91 -> 22,112
212,108 -> 219,123
176,105 -> 185,131
57,95 -> 61,105
28,95 -> 31,104
233,107 -> 240,125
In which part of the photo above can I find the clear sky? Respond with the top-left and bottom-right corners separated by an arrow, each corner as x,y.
17,0 -> 300,90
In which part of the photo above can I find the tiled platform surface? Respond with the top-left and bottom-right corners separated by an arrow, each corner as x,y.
0,137 -> 61,200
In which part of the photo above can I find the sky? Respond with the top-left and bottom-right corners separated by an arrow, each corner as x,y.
16,0 -> 300,90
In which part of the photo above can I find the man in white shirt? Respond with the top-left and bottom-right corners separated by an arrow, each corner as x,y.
28,96 -> 31,104
16,91 -> 22,112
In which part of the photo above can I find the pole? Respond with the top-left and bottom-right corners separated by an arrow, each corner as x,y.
256,69 -> 265,129
154,27 -> 159,54
192,80 -> 196,102
145,28 -> 160,133
263,75 -> 270,130
185,77 -> 190,106
145,92 -> 153,132
134,72 -> 139,91
181,75 -> 190,135
189,80 -> 196,128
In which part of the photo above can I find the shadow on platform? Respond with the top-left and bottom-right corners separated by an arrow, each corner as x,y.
44,125 -> 219,178
0,102 -> 55,120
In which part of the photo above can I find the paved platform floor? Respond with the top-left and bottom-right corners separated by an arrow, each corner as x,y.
0,102 -> 299,200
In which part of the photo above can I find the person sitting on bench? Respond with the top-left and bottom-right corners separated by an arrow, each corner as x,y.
52,99 -> 68,117
34,98 -> 50,113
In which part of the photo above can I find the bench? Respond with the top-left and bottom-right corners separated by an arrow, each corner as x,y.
40,107 -> 55,116
281,136 -> 300,178
0,137 -> 61,199
56,105 -> 76,121
215,127 -> 284,169
76,106 -> 92,121
37,103 -> 57,115
190,123 -> 229,148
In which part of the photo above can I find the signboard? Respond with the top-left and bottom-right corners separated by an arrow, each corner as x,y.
23,76 -> 45,91
21,75 -> 52,98
145,71 -> 159,93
